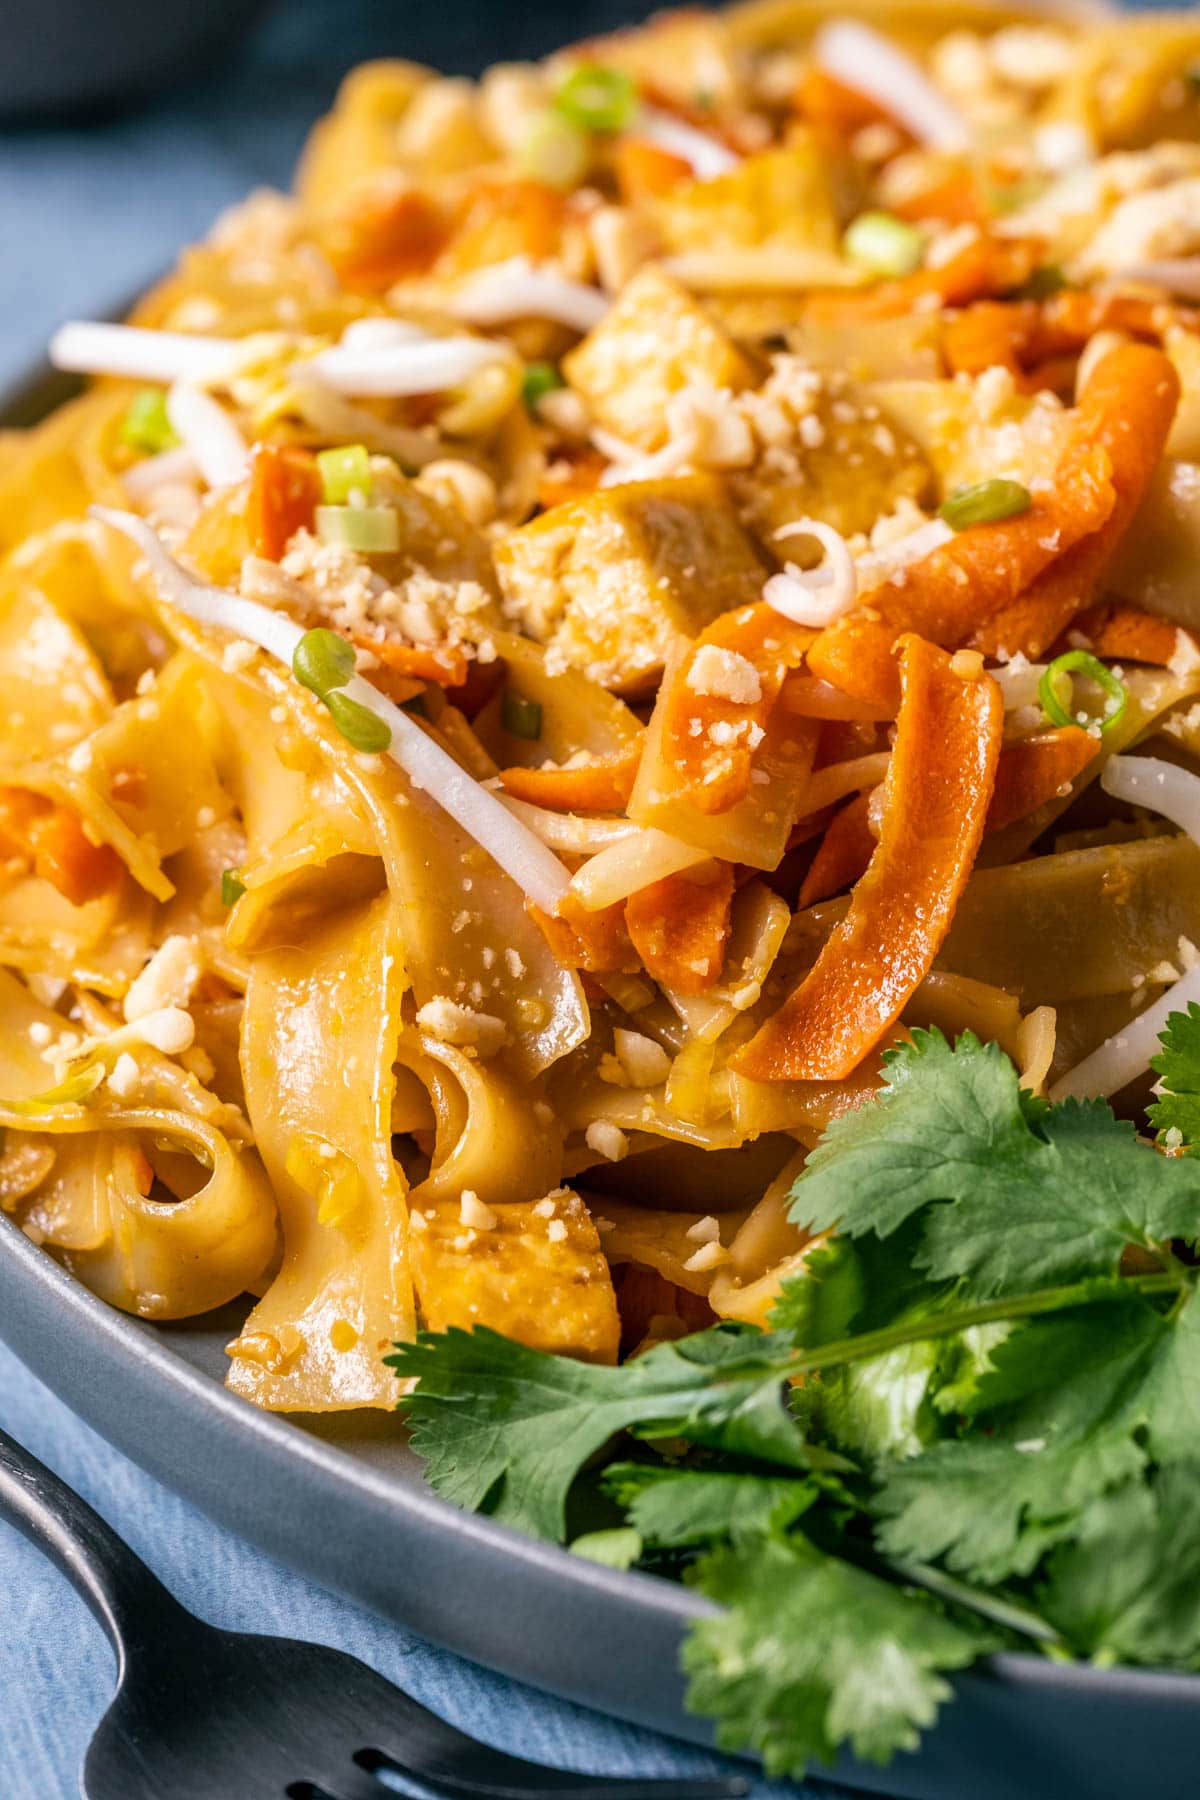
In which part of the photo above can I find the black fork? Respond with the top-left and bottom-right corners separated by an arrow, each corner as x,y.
0,1427 -> 748,1800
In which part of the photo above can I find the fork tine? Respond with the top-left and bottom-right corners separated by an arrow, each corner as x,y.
363,1748 -> 748,1800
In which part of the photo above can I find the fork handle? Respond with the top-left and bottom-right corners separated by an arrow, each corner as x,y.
0,1425 -> 186,1668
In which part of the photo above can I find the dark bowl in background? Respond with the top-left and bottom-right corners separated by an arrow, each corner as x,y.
1,0 -> 275,120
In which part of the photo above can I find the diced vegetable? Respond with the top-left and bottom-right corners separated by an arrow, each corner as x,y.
555,63 -> 637,133
316,443 -> 371,504
120,388 -> 178,455
843,212 -> 923,279
518,111 -> 591,190
314,503 -> 400,553
501,690 -> 544,741
940,479 -> 1031,531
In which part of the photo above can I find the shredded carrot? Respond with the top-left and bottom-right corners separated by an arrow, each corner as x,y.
798,792 -> 876,908
614,137 -> 693,201
498,745 -> 642,813
351,635 -> 470,688
625,863 -> 735,994
322,185 -> 448,291
944,290 -> 1199,381
973,342 -> 1180,658
537,450 -> 606,511
532,893 -> 638,975
658,604 -> 815,815
1063,603 -> 1194,669
246,444 -> 321,561
986,728 -> 1098,832
804,234 -> 1036,326
0,787 -> 123,907
891,168 -> 983,226
804,618 -> 904,716
441,178 -> 565,273
732,638 -> 1002,1082
942,299 -> 1032,378
795,65 -> 894,135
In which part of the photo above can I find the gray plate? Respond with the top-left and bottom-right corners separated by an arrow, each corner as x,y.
3,364 -> 1199,1800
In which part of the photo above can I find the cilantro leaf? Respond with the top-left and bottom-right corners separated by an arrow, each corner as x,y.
389,1324 -> 813,1540
1037,1465 -> 1200,1668
683,1534 -> 997,1775
1149,1002 -> 1200,1150
603,1463 -> 818,1548
790,1030 -> 1200,1297
876,1286 -> 1200,1582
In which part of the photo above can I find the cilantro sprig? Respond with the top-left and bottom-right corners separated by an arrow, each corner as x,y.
389,1023 -> 1200,1780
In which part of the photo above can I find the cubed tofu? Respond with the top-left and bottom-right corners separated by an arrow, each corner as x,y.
494,473 -> 767,690
563,266 -> 757,450
653,144 -> 841,255
732,393 -> 933,546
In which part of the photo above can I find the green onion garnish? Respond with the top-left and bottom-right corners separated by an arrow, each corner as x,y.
501,689 -> 543,741
315,504 -> 400,554
293,627 -> 356,699
842,211 -> 924,278
523,362 -> 565,410
120,389 -> 178,456
1038,650 -> 1128,737
316,443 -> 371,505
10,1061 -> 105,1115
220,869 -> 246,907
555,63 -> 637,133
939,478 -> 1032,531
1017,263 -> 1068,301
517,110 -> 591,190
325,691 -> 393,753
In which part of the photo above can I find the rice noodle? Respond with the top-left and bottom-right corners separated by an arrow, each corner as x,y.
305,333 -> 513,396
636,106 -> 739,181
796,751 -> 892,816
446,258 -> 610,333
1051,755 -> 1200,1099
49,322 -> 237,384
90,508 -> 572,914
569,829 -> 713,911
166,382 -> 249,488
813,19 -> 970,152
765,519 -> 858,626
663,248 -> 859,292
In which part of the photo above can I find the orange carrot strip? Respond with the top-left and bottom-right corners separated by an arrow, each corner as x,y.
945,291 -> 1200,382
614,137 -> 693,201
498,746 -> 642,813
0,788 -> 123,908
732,638 -> 1002,1082
1066,603 -> 1193,667
796,65 -> 894,134
891,168 -> 983,226
532,893 -> 638,975
804,234 -> 1036,326
798,792 -> 875,908
351,635 -> 470,688
805,615 -> 904,716
538,450 -> 606,511
625,863 -> 735,995
973,342 -> 1180,658
942,300 -> 1034,378
658,604 -> 815,815
322,186 -> 449,292
986,728 -> 1097,832
246,444 -> 321,561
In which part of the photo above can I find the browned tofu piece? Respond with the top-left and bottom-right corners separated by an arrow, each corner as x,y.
410,1189 -> 619,1364
562,266 -> 757,450
653,145 -> 840,255
494,473 -> 767,690
732,393 -> 933,547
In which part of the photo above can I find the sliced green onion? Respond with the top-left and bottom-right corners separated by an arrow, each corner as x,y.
220,869 -> 246,907
501,689 -> 543,741
293,627 -> 356,699
9,1061 -> 105,1115
522,361 -> 565,409
843,211 -> 924,278
939,478 -> 1031,531
517,109 -> 591,190
1017,263 -> 1068,301
1039,651 -> 1128,737
316,443 -> 371,504
315,503 -> 400,553
555,63 -> 637,133
325,691 -> 393,753
120,388 -> 179,455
